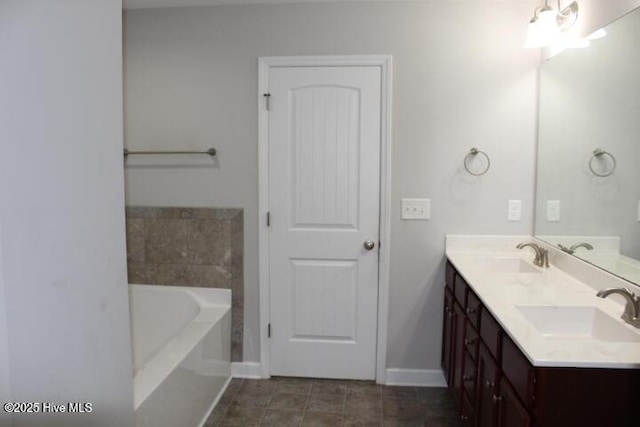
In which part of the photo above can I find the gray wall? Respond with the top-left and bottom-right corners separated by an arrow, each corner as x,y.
0,231 -> 9,426
1,0 -> 134,425
123,2 -> 539,370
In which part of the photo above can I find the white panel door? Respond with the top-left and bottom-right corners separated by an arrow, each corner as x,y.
268,66 -> 381,379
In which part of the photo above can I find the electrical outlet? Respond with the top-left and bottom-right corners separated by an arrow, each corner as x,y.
547,200 -> 561,222
401,198 -> 430,220
507,200 -> 522,221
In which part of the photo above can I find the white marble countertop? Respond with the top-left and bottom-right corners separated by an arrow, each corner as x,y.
446,235 -> 640,369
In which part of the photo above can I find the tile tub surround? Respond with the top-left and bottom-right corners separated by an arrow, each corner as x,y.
126,206 -> 243,361
205,377 -> 462,427
446,235 -> 640,369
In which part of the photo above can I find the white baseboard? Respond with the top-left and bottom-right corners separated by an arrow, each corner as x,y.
384,369 -> 447,387
230,363 -> 445,386
231,362 -> 265,379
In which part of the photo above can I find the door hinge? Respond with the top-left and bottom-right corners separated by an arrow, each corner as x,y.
263,93 -> 271,111
267,211 -> 271,227
268,323 -> 271,338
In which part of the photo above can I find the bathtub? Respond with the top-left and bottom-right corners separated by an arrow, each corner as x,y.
129,284 -> 231,427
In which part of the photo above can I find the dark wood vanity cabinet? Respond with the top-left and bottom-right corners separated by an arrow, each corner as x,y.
443,260 -> 640,427
451,301 -> 466,405
497,375 -> 531,427
475,342 -> 499,427
442,271 -> 469,411
442,287 -> 454,384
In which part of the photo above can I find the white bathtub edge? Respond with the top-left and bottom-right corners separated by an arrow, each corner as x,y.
133,322 -> 212,409
131,285 -> 232,410
196,375 -> 233,427
130,284 -> 231,307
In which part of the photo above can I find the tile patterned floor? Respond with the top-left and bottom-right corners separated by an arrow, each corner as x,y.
205,377 -> 462,427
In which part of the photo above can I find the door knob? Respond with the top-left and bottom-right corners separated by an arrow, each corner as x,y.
364,240 -> 375,250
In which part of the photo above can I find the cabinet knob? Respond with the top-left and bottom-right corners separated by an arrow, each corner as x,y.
464,338 -> 476,346
463,375 -> 475,382
492,394 -> 503,403
485,380 -> 495,389
461,415 -> 469,421
466,307 -> 478,315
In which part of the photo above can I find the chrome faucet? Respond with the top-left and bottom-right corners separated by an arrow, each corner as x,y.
516,242 -> 549,268
558,242 -> 594,255
596,287 -> 640,328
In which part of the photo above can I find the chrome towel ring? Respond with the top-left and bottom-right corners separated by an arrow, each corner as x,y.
464,147 -> 491,176
589,149 -> 616,177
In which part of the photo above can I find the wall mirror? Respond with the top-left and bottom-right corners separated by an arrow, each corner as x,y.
535,6 -> 640,285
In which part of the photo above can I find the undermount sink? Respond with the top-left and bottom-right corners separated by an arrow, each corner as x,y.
515,305 -> 640,343
466,257 -> 540,274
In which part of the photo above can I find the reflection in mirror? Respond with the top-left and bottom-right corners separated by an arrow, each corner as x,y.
535,7 -> 640,285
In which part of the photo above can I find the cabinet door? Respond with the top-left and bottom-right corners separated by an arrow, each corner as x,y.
462,348 -> 477,403
451,302 -> 466,408
461,388 -> 475,426
476,343 -> 499,427
442,288 -> 455,383
496,377 -> 531,427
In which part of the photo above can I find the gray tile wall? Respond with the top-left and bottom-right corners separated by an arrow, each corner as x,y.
125,206 -> 243,361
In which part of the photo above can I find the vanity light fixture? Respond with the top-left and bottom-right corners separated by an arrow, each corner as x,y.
524,0 -> 579,48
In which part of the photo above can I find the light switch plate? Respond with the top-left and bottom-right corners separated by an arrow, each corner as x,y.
402,198 -> 430,220
547,200 -> 561,222
507,200 -> 522,222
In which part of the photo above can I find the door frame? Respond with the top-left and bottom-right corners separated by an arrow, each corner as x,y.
257,55 -> 392,383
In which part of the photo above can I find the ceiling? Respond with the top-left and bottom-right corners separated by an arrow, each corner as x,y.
124,0 -> 533,10
123,0 -> 389,9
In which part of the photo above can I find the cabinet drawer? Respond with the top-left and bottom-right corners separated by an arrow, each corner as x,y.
445,287 -> 454,312
466,289 -> 482,329
462,349 -> 477,402
446,261 -> 456,291
501,334 -> 535,408
480,308 -> 502,361
454,274 -> 468,307
464,321 -> 479,361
